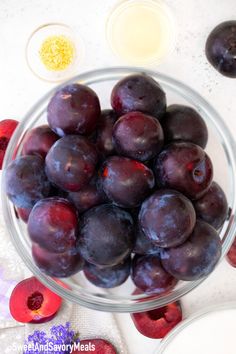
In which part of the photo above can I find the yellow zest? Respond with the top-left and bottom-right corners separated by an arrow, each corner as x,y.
39,35 -> 75,71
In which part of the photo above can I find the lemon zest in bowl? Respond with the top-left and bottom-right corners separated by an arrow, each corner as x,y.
39,35 -> 75,71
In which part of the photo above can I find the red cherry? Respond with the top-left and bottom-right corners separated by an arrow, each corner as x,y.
0,119 -> 18,169
71,339 -> 117,354
9,276 -> 62,323
131,302 -> 182,339
227,237 -> 236,267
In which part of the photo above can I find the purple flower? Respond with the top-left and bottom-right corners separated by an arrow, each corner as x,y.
24,322 -> 79,354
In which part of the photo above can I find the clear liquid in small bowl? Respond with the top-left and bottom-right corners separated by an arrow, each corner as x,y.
106,0 -> 176,65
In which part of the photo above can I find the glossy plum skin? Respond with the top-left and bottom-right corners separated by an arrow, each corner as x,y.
15,207 -> 32,223
5,75 -> 223,292
32,243 -> 84,277
113,111 -> 164,161
193,181 -> 228,229
28,198 -> 78,253
131,255 -> 177,294
22,125 -> 59,159
0,119 -> 18,169
45,135 -> 98,192
154,142 -> 213,200
47,83 -> 101,136
111,74 -> 166,119
133,225 -> 162,255
5,155 -> 51,208
139,189 -> 196,248
101,156 -> 155,208
68,176 -> 106,213
227,237 -> 236,268
161,220 -> 222,281
131,302 -> 182,339
95,109 -> 117,157
77,204 -> 134,267
162,105 -> 208,148
84,257 -> 131,288
206,21 -> 236,78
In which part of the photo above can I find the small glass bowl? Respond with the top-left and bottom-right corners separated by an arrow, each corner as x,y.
26,23 -> 84,82
157,302 -> 236,353
106,0 -> 176,65
2,67 -> 236,313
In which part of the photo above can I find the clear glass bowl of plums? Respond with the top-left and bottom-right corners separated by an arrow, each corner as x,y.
2,67 -> 236,312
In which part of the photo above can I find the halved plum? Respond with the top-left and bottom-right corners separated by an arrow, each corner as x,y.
9,276 -> 62,323
227,237 -> 236,267
0,119 -> 18,169
131,302 -> 182,338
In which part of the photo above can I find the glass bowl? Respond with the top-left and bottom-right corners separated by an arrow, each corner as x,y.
106,0 -> 176,65
156,302 -> 236,353
2,67 -> 236,313
26,23 -> 84,82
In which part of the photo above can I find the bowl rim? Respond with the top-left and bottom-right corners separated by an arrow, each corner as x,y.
2,66 -> 236,313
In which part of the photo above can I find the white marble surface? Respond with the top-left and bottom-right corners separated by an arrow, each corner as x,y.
0,0 -> 236,353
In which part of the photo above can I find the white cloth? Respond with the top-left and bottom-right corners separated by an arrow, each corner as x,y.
0,201 -> 127,353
